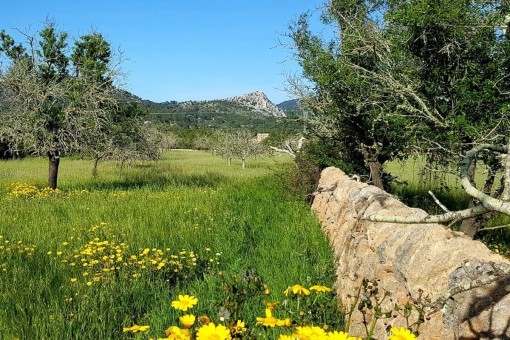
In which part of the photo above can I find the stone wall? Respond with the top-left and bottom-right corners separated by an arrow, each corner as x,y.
311,167 -> 510,339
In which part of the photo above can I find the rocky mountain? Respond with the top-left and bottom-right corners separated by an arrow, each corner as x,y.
226,91 -> 286,117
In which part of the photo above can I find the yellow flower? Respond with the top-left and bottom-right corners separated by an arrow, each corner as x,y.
284,284 -> 310,297
123,324 -> 150,333
293,326 -> 326,340
326,330 -> 361,340
164,326 -> 191,339
196,322 -> 231,340
171,294 -> 198,311
70,278 -> 77,283
256,308 -> 280,327
278,318 -> 292,327
279,335 -> 295,340
388,327 -> 417,340
309,285 -> 332,293
179,314 -> 196,329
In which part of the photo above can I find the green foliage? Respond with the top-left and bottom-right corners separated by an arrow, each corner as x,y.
291,0 -> 510,191
37,26 -> 68,81
0,23 -> 151,188
386,0 -> 510,159
149,110 -> 302,133
71,32 -> 111,82
290,3 -> 414,188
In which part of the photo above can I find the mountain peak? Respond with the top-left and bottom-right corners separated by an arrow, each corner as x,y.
226,91 -> 286,117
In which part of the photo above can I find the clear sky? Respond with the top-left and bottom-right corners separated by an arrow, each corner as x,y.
1,1 -> 327,104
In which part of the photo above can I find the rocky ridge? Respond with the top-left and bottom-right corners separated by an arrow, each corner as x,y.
226,91 -> 286,117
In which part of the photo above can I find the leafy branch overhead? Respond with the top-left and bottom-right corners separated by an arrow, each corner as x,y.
290,0 -> 510,237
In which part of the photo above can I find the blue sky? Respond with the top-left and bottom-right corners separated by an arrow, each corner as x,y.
1,1 -> 327,104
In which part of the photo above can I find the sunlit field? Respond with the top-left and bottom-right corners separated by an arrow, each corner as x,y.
0,151 -> 341,339
3,151 -> 502,339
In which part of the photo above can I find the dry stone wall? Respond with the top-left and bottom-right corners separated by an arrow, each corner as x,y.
311,167 -> 510,340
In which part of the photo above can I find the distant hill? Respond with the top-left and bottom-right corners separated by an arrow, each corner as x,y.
0,88 -> 302,132
226,91 -> 285,117
141,91 -> 285,118
277,99 -> 305,117
277,99 -> 298,111
136,91 -> 302,131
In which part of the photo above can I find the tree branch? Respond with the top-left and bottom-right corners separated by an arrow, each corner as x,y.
364,144 -> 510,224
460,144 -> 510,215
428,190 -> 450,212
363,204 -> 489,223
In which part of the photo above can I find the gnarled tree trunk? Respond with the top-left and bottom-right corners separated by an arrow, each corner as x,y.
367,160 -> 383,190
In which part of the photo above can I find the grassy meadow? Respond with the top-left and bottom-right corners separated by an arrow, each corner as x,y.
0,151 -> 342,339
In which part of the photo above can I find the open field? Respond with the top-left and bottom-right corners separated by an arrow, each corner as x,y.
0,151 -> 339,339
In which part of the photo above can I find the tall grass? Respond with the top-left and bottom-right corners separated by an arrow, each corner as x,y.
0,151 -> 338,339
386,156 -> 510,256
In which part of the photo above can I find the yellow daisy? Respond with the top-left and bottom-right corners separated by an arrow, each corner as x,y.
293,325 -> 326,340
122,324 -> 150,333
309,285 -> 332,293
284,284 -> 310,297
179,314 -> 196,329
279,335 -> 295,340
326,330 -> 361,340
256,308 -> 281,327
196,322 -> 231,340
388,327 -> 417,340
231,320 -> 247,335
164,325 -> 191,340
171,294 -> 198,311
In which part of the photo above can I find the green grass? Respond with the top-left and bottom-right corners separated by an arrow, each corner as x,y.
0,151 -> 338,339
386,156 -> 510,256
386,156 -> 483,213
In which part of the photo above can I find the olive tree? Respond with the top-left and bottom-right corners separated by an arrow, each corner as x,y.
214,130 -> 265,168
291,0 -> 510,237
289,1 -> 414,189
0,23 -> 143,188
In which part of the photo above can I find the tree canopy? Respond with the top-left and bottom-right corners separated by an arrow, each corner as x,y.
290,0 -> 510,236
0,23 -> 156,188
290,0 -> 510,188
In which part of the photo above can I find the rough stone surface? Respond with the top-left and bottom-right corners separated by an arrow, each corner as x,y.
226,91 -> 286,117
311,167 -> 510,340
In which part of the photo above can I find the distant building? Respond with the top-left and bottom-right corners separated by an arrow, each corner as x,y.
256,133 -> 270,143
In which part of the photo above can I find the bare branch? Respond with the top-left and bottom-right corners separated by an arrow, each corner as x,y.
460,144 -> 510,214
477,224 -> 510,232
364,143 -> 510,224
270,146 -> 296,157
363,204 -> 489,223
428,190 -> 450,212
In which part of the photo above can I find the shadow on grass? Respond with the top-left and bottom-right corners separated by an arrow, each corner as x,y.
68,168 -> 227,192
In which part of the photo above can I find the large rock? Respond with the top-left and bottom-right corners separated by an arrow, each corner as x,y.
226,91 -> 286,117
311,167 -> 510,339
